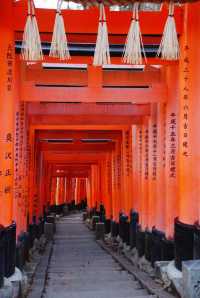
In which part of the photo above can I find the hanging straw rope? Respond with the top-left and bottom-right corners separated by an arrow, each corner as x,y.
157,2 -> 179,60
21,0 -> 43,61
50,0 -> 70,60
123,2 -> 146,65
93,3 -> 110,66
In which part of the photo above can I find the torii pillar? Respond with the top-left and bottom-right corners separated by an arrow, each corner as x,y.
0,0 -> 15,227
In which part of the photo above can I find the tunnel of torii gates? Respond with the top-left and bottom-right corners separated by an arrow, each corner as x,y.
1,0 -> 200,276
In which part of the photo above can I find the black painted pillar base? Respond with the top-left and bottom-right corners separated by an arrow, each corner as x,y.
175,218 -> 194,270
174,219 -> 195,270
151,229 -> 165,266
129,211 -> 139,249
194,226 -> 200,259
104,219 -> 111,234
111,221 -> 119,238
161,238 -> 174,261
145,231 -> 153,262
4,222 -> 16,278
0,228 -> 5,288
119,214 -> 129,244
136,229 -> 145,257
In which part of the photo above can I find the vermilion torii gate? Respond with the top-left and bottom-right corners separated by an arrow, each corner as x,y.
1,0 -> 200,284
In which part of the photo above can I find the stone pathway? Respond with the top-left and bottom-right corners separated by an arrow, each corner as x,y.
28,214 -> 155,298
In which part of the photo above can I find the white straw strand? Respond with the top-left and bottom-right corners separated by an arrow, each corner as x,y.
31,0 -> 43,61
21,0 -> 43,61
93,3 -> 110,66
123,2 -> 146,65
50,0 -> 70,60
157,2 -> 179,60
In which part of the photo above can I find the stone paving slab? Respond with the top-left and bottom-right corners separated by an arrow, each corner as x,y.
27,214 -> 154,298
42,214 -> 152,298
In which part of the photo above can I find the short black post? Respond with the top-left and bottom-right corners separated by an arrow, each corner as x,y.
136,227 -> 145,257
145,230 -> 153,262
111,221 -> 119,238
151,229 -> 164,266
130,211 -> 139,249
194,225 -> 200,259
0,227 -> 5,288
5,222 -> 16,278
104,219 -> 111,234
174,218 -> 195,270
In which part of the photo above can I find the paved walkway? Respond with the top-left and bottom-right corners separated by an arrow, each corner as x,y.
28,214 -> 154,298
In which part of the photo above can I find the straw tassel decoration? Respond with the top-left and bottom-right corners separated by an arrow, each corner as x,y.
157,2 -> 179,60
93,3 -> 110,66
50,0 -> 70,60
21,0 -> 43,61
123,2 -> 146,65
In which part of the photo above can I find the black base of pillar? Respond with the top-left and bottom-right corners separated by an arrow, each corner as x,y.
111,221 -> 119,238
161,238 -> 174,261
125,222 -> 130,245
105,219 -> 111,234
175,218 -> 194,271
119,214 -> 129,244
4,223 -> 16,278
0,228 -> 5,288
145,231 -> 153,262
136,230 -> 145,257
194,226 -> 200,259
129,211 -> 139,249
144,230 -> 174,265
151,229 -> 165,266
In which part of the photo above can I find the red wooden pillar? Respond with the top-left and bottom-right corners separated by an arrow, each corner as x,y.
141,121 -> 149,230
122,128 -> 133,217
165,64 -> 179,238
148,104 -> 157,229
178,4 -> 200,225
156,103 -> 166,232
0,0 -> 15,227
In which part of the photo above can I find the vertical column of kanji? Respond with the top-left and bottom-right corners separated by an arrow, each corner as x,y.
179,4 -> 200,225
111,147 -> 117,221
28,126 -> 36,223
13,58 -> 20,234
147,104 -> 157,229
19,102 -> 26,230
165,65 -> 179,238
22,103 -> 29,230
38,152 -> 45,217
156,103 -> 166,232
122,128 -> 133,217
141,121 -> 149,230
114,140 -> 122,221
132,126 -> 138,211
136,125 -> 143,218
46,164 -> 52,209
122,130 -> 129,216
0,0 -> 15,226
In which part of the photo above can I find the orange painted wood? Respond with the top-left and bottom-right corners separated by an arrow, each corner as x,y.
21,83 -> 167,104
13,4 -> 183,36
147,104 -> 157,229
0,0 -> 15,227
141,122 -> 149,229
155,103 -> 166,232
179,3 -> 200,226
164,65 -> 179,238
